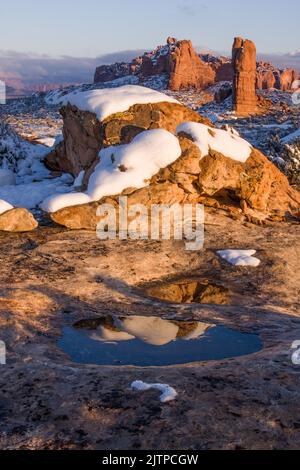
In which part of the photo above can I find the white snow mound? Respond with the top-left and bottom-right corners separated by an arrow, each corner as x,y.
41,129 -> 182,213
0,199 -> 14,215
131,381 -> 177,403
0,169 -> 16,187
46,85 -> 179,121
177,122 -> 252,162
217,249 -> 261,267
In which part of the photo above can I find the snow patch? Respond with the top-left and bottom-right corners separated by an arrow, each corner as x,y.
131,381 -> 177,403
0,174 -> 74,210
73,170 -> 85,189
217,250 -> 261,267
177,122 -> 252,162
46,85 -> 179,121
0,199 -> 14,215
40,192 -> 91,213
0,169 -> 16,187
281,129 -> 300,145
41,129 -> 182,212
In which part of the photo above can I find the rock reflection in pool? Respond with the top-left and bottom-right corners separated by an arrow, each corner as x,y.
146,280 -> 231,305
59,315 -> 262,367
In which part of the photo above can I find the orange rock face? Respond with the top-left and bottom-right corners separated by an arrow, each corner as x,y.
168,40 -> 216,91
256,61 -> 299,91
232,37 -> 257,115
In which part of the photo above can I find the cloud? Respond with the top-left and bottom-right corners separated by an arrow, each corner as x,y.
257,52 -> 300,70
177,0 -> 207,15
0,50 -> 144,92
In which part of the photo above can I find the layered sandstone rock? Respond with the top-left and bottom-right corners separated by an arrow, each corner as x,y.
168,40 -> 216,91
276,68 -> 299,91
0,208 -> 38,232
256,61 -> 299,91
232,37 -> 257,115
94,63 -> 132,84
93,38 -> 216,92
49,126 -> 300,230
45,102 -> 210,177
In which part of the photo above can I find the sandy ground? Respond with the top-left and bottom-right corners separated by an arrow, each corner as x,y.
0,209 -> 299,450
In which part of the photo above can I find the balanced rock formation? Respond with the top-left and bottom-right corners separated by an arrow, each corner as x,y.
232,37 -> 257,115
0,208 -> 38,232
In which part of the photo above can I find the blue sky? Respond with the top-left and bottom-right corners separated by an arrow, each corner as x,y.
0,0 -> 299,57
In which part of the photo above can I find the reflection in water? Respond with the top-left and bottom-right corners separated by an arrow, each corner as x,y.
74,315 -> 212,346
59,315 -> 262,367
146,280 -> 231,305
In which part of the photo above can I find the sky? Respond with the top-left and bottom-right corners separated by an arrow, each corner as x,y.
0,0 -> 299,57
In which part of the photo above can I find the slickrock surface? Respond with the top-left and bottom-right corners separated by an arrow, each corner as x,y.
0,212 -> 299,449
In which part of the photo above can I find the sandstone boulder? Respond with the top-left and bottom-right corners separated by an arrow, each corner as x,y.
49,131 -> 300,230
0,208 -> 38,232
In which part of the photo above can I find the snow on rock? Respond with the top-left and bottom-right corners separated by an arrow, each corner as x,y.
217,249 -> 261,267
281,129 -> 300,145
40,191 -> 91,214
0,169 -> 16,187
0,199 -> 14,215
46,85 -> 179,121
89,129 -> 181,200
34,137 -> 57,148
41,129 -> 182,212
131,381 -> 178,403
0,124 -> 76,210
73,170 -> 85,189
177,122 -> 252,162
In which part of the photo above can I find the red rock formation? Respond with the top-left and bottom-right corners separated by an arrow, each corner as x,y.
256,69 -> 276,90
232,37 -> 257,115
277,68 -> 299,91
94,62 -> 132,83
256,61 -> 299,91
168,40 -> 216,91
215,62 -> 234,82
94,38 -> 216,91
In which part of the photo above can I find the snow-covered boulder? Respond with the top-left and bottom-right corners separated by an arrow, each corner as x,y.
44,85 -> 209,177
40,85 -> 299,229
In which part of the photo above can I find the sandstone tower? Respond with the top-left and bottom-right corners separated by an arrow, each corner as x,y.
232,37 -> 257,115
